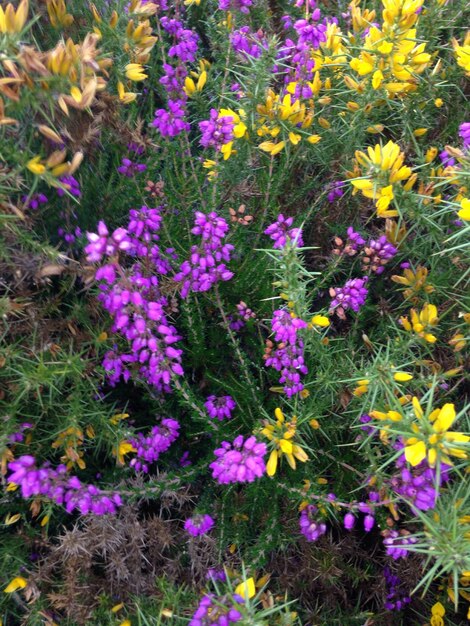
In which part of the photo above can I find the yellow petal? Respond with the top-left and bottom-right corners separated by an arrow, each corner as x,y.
279,439 -> 293,454
266,450 -> 278,477
4,577 -> 27,593
393,372 -> 413,382
311,315 -> 330,327
234,577 -> 256,600
404,440 -> 426,466
433,403 -> 456,433
306,134 -> 321,144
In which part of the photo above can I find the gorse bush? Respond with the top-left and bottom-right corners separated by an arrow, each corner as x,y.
0,0 -> 469,624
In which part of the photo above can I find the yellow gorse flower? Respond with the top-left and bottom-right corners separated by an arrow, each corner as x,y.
350,141 -> 413,217
4,577 -> 27,593
458,198 -> 470,221
46,0 -> 74,28
262,408 -> 309,476
404,398 -> 469,467
391,265 -> 434,302
0,0 -> 28,34
348,0 -> 431,96
399,303 -> 439,343
452,31 -> 470,76
255,86 -> 321,155
125,63 -> 147,81
430,601 -> 445,626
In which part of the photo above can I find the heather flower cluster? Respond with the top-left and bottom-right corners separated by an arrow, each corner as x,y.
189,593 -> 244,626
151,17 -> 199,138
329,277 -> 369,318
265,310 -> 308,397
210,436 -> 267,484
199,110 -> 235,150
86,206 -> 183,391
173,211 -> 234,298
8,456 -> 121,516
184,513 -> 215,537
389,452 -> 450,513
382,529 -> 418,561
264,214 -> 303,250
205,395 -> 236,421
299,505 -> 327,542
129,418 -> 180,473
383,567 -> 412,611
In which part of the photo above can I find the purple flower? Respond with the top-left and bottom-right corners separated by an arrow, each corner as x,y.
459,122 -> 470,150
293,15 -> 327,50
329,276 -> 369,318
205,395 -> 236,421
84,220 -> 133,263
174,211 -> 234,298
206,568 -> 227,583
7,455 -> 121,516
152,99 -> 190,137
218,0 -> 253,13
389,452 -> 450,513
117,157 -> 147,177
129,418 -> 180,473
21,193 -> 48,210
231,26 -> 267,58
333,226 -> 365,256
264,214 -> 303,249
362,236 -> 397,274
343,512 -> 355,530
57,175 -> 81,198
86,207 -> 184,392
364,514 -> 375,532
189,593 -> 244,626
383,566 -> 412,611
210,435 -> 267,484
265,310 -> 308,397
439,149 -> 456,168
161,18 -> 199,63
383,529 -> 417,560
184,514 -> 215,536
299,505 -> 327,541
199,109 -> 235,150
327,181 -> 344,203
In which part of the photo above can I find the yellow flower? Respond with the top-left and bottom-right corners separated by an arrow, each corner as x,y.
391,265 -> 434,301
399,303 -> 438,343
430,601 -> 445,626
234,577 -> 256,600
27,156 -> 46,175
259,140 -> 286,156
404,399 -> 469,467
351,141 -> 412,217
0,0 -> 28,34
393,372 -> 413,382
434,98 -> 443,108
413,128 -> 428,137
4,577 -> 27,593
183,70 -> 207,96
125,63 -> 147,81
115,441 -> 136,465
458,198 -> 470,221
262,408 -> 308,476
353,378 -> 370,397
452,34 -> 470,76
310,315 -> 330,327
46,0 -> 73,28
117,81 -> 137,104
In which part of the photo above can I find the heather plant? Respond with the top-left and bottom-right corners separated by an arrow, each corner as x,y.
0,0 -> 469,624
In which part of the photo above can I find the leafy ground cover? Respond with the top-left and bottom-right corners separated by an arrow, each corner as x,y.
0,0 -> 469,624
